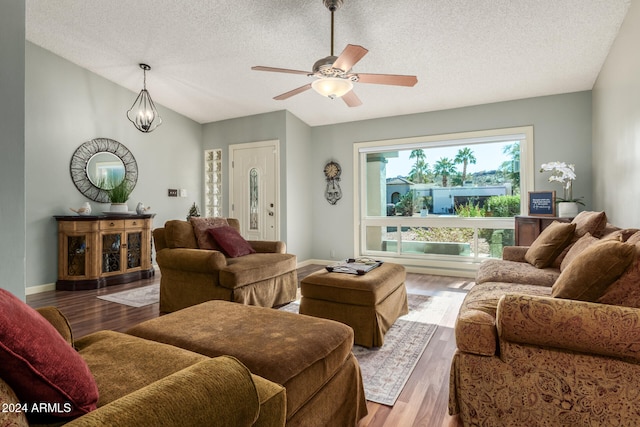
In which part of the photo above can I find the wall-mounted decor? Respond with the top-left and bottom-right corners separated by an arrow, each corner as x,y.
324,160 -> 342,205
127,63 -> 162,133
70,138 -> 138,203
528,191 -> 556,216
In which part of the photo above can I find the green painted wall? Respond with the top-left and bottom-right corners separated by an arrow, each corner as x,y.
24,42 -> 203,291
0,0 -> 26,299
592,0 -> 640,228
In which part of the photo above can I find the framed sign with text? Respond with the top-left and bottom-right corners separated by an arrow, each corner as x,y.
528,191 -> 556,216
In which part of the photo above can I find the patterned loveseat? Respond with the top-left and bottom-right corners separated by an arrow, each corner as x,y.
449,212 -> 640,426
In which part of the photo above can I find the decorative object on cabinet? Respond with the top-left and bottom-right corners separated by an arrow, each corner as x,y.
324,160 -> 342,205
70,138 -> 138,203
136,202 -> 151,214
54,214 -> 155,290
104,179 -> 133,212
70,202 -> 92,216
539,161 -> 584,217
527,191 -> 555,216
127,63 -> 162,133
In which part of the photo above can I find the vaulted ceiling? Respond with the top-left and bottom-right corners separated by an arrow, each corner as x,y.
26,0 -> 630,127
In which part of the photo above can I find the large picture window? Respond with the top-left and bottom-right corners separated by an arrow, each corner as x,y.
354,127 -> 533,274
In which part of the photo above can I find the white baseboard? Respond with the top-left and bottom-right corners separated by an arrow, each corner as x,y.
26,283 -> 56,295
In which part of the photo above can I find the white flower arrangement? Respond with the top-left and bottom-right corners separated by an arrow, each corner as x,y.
539,162 -> 575,190
540,161 -> 582,203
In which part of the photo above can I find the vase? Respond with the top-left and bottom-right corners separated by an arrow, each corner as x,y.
557,202 -> 579,218
110,203 -> 129,213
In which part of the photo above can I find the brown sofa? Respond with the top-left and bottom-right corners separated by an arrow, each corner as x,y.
449,212 -> 640,425
1,305 -> 286,427
154,218 -> 297,313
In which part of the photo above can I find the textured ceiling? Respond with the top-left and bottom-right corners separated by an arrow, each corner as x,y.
26,0 -> 630,127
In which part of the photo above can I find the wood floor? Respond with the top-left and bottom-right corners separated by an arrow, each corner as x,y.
27,265 -> 470,427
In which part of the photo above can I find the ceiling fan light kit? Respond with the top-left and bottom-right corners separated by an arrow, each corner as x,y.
251,0 -> 417,107
312,77 -> 353,99
127,63 -> 162,133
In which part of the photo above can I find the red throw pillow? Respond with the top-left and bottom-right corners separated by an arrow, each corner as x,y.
207,226 -> 256,258
0,289 -> 98,420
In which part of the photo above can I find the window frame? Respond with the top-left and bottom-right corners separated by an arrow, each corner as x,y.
352,126 -> 534,274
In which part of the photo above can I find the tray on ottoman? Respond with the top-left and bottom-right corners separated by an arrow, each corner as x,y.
126,300 -> 367,426
300,262 -> 408,348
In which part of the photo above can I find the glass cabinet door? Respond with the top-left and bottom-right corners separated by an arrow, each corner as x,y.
102,233 -> 122,273
67,235 -> 87,276
126,231 -> 143,269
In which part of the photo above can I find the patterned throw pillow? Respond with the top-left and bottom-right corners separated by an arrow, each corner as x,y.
189,217 -> 229,250
0,377 -> 28,427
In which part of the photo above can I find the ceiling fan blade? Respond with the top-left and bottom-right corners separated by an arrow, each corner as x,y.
342,90 -> 362,108
273,83 -> 313,100
332,44 -> 368,71
252,66 -> 311,76
356,73 -> 418,87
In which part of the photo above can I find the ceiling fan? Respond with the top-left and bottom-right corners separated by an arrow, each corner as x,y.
251,0 -> 418,107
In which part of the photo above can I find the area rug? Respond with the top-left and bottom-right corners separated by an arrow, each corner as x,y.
279,293 -> 450,406
97,284 -> 159,307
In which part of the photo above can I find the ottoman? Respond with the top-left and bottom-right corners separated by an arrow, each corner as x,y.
127,300 -> 367,427
300,262 -> 408,348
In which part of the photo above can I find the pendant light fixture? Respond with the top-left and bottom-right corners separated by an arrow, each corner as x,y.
127,64 -> 162,133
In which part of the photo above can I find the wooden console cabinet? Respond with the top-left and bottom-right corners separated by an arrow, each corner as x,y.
515,215 -> 571,246
55,214 -> 155,290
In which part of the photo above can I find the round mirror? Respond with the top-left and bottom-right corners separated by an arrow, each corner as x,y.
86,152 -> 125,189
70,138 -> 138,203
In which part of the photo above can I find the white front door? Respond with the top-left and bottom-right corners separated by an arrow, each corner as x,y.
229,140 -> 279,241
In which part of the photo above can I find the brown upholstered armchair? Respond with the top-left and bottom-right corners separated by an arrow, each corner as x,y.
153,218 -> 298,313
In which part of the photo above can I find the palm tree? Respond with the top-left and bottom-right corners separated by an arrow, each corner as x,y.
433,157 -> 457,187
454,147 -> 477,184
500,143 -> 520,188
408,159 -> 429,183
408,149 -> 429,183
409,149 -> 426,163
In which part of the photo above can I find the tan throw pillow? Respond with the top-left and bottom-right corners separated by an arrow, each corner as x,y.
164,220 -> 198,249
601,228 -> 640,242
571,211 -> 607,238
552,240 -> 636,301
626,231 -> 640,245
189,217 -> 228,250
598,242 -> 640,308
559,232 -> 599,272
525,221 -> 576,268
